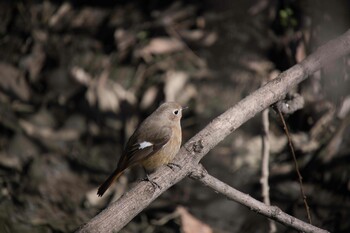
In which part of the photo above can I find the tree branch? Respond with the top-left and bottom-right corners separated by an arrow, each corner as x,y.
189,165 -> 328,233
260,108 -> 277,232
77,29 -> 350,233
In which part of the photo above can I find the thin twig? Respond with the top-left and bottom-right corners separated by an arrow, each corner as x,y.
276,108 -> 312,224
261,108 -> 277,233
166,25 -> 206,67
190,164 -> 328,233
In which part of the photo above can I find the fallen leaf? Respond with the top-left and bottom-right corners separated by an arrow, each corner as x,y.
19,42 -> 46,82
177,206 -> 213,233
296,40 -> 306,63
140,86 -> 158,109
136,37 -> 184,61
164,71 -> 188,102
19,120 -> 81,141
114,29 -> 136,61
72,67 -> 136,112
0,152 -> 21,171
71,66 -> 92,86
201,31 -> 218,47
72,7 -> 108,33
48,2 -> 73,29
338,95 -> 350,119
0,63 -> 31,101
179,30 -> 217,46
179,29 -> 205,41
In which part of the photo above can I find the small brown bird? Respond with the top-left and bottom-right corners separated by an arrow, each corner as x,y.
97,102 -> 184,197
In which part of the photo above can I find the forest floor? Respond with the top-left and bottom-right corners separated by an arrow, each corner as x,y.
1,1 -> 350,233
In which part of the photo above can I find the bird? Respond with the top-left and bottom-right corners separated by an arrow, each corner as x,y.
97,102 -> 185,197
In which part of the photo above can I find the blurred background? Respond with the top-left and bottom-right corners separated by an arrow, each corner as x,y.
1,0 -> 350,232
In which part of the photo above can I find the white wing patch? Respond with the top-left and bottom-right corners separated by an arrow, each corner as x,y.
139,141 -> 153,149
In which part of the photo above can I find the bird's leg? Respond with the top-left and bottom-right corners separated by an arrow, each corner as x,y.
141,168 -> 161,189
145,174 -> 161,189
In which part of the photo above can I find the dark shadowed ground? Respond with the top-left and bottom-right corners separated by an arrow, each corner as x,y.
1,0 -> 350,232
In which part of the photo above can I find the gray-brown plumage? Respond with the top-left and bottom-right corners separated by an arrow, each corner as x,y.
97,102 -> 184,197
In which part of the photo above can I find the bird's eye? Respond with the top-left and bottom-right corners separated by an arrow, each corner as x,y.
173,109 -> 179,115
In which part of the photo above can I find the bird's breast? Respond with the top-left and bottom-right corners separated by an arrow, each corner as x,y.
141,125 -> 181,172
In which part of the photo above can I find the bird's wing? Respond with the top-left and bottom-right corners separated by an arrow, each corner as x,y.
117,126 -> 172,170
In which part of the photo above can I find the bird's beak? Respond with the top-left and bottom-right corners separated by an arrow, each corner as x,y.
181,106 -> 189,111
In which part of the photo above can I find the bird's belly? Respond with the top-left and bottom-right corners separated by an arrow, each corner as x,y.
141,135 -> 181,172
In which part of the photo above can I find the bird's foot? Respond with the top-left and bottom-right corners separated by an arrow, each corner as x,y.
141,174 -> 161,189
167,163 -> 181,171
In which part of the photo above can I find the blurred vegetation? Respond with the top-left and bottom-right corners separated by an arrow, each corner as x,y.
0,0 -> 350,232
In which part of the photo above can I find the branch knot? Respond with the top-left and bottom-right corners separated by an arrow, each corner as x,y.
193,139 -> 204,153
189,164 -> 207,180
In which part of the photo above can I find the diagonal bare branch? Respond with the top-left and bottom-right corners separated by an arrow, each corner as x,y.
189,164 -> 328,233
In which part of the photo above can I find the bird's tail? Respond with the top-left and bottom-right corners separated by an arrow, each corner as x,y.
97,168 -> 123,197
